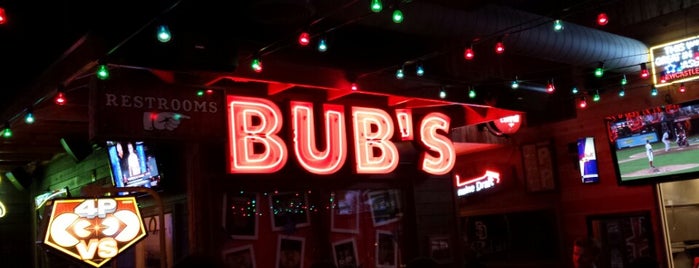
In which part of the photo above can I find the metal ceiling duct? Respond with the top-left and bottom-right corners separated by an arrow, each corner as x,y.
363,2 -> 649,73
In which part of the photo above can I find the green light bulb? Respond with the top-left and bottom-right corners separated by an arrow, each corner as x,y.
251,58 -> 262,72
370,0 -> 382,13
156,25 -> 171,43
594,67 -> 604,78
2,128 -> 11,138
25,112 -> 34,124
392,9 -> 403,23
468,89 -> 476,98
97,64 -> 110,80
396,68 -> 404,79
554,20 -> 564,31
416,65 -> 424,76
318,38 -> 328,52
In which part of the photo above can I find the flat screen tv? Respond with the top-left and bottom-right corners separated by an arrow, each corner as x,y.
604,99 -> 699,185
106,140 -> 162,190
577,137 -> 600,184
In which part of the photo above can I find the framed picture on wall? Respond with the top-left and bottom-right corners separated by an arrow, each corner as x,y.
429,235 -> 452,264
586,211 -> 656,268
269,192 -> 310,232
276,236 -> 305,268
376,230 -> 397,268
521,140 -> 557,192
333,238 -> 359,268
136,213 -> 174,268
222,192 -> 258,239
368,190 -> 402,227
222,245 -> 256,268
331,190 -> 361,233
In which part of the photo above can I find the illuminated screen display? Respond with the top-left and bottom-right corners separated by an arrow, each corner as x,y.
577,137 -> 599,184
605,99 -> 699,185
106,141 -> 161,190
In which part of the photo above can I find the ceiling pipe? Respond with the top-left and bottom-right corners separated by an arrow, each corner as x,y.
361,3 -> 649,73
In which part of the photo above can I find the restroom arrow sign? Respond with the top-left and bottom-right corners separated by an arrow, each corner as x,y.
43,197 -> 147,267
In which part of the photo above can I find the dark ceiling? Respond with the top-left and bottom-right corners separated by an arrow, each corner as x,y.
0,0 -> 699,180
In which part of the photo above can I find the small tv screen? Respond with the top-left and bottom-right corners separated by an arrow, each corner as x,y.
604,99 -> 699,185
577,137 -> 599,184
106,141 -> 161,190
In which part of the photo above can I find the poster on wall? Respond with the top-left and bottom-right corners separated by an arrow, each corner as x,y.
331,190 -> 360,233
376,231 -> 397,268
270,192 -> 310,232
137,213 -> 174,268
222,245 -> 256,268
333,238 -> 359,268
223,192 -> 258,239
587,211 -> 656,268
521,141 -> 557,192
276,236 -> 305,268
368,190 -> 402,227
429,235 -> 452,264
462,210 -> 559,262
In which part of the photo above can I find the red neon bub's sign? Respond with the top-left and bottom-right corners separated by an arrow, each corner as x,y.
226,96 -> 456,175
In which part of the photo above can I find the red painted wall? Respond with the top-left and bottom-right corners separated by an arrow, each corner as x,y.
454,87 -> 699,267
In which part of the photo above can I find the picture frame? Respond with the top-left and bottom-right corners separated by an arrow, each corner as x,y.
333,238 -> 359,268
331,190 -> 361,233
222,192 -> 259,239
367,190 -> 402,227
586,211 -> 656,268
376,230 -> 397,268
521,140 -> 557,192
269,192 -> 310,232
428,235 -> 452,264
136,213 -> 174,268
222,245 -> 256,268
276,236 -> 305,268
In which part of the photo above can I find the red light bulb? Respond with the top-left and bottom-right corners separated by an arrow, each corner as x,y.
597,13 -> 608,26
546,82 -> 555,93
680,83 -> 686,93
464,47 -> 474,60
640,69 -> 649,78
54,92 -> 66,105
351,83 -> 358,91
298,32 -> 310,46
579,98 -> 587,109
0,8 -> 6,25
495,42 -> 505,54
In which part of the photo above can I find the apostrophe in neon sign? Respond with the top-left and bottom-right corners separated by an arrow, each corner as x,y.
455,170 -> 501,197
